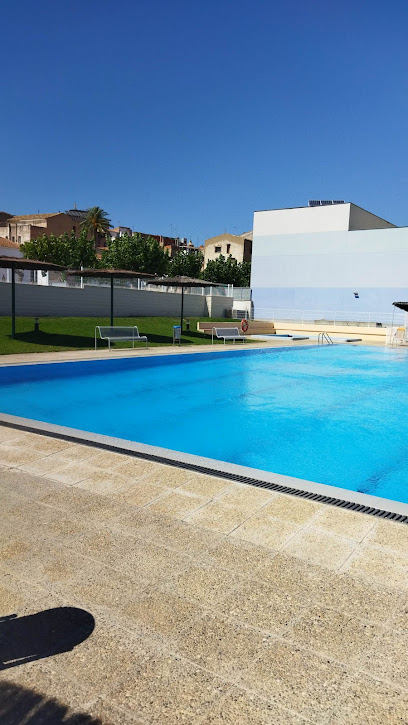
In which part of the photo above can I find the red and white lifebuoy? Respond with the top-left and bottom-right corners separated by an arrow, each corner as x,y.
241,319 -> 249,333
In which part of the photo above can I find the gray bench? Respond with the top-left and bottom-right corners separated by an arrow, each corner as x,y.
95,326 -> 148,350
212,327 -> 246,344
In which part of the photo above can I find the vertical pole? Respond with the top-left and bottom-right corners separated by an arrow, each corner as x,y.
180,287 -> 184,333
11,265 -> 16,339
110,276 -> 114,326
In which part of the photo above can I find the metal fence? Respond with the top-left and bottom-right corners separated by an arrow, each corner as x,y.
2,271 -> 252,301
253,307 -> 405,327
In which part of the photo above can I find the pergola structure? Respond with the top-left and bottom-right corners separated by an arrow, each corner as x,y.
66,269 -> 154,326
148,276 -> 218,332
0,256 -> 66,338
146,276 -> 218,332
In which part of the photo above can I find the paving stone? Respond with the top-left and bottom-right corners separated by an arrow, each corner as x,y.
287,605 -> 378,664
46,444 -> 102,463
0,445 -> 45,468
368,519 -> 408,556
202,536 -> 278,577
0,468 -> 67,500
117,480 -> 171,506
108,652 -> 230,724
122,589 -> 203,639
9,432 -> 73,455
232,510 -> 301,549
312,506 -> 375,541
187,501 -> 251,534
142,463 -> 203,489
175,610 -> 272,677
359,628 -> 408,689
146,490 -> 210,519
222,578 -> 305,634
216,483 -> 275,513
201,686 -> 309,724
169,562 -> 243,608
176,474 -> 234,498
262,494 -> 322,524
242,640 -> 347,722
342,545 -> 408,589
47,461 -> 101,486
283,526 -> 357,570
329,672 -> 408,725
75,470 -> 134,496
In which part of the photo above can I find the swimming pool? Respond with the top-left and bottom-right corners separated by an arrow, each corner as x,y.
1,345 -> 408,506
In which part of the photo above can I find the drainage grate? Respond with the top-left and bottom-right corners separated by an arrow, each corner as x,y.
3,420 -> 408,526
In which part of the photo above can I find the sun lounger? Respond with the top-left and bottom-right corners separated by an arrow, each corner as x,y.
212,327 -> 246,344
95,326 -> 148,350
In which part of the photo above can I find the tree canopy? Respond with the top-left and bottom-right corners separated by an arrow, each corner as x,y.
101,233 -> 169,275
168,249 -> 204,278
21,231 -> 98,269
202,254 -> 251,286
80,207 -> 111,242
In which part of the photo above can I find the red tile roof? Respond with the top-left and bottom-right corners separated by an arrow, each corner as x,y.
0,237 -> 20,249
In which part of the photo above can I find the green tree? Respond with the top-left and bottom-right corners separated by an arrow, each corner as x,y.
101,233 -> 169,275
80,206 -> 111,246
168,249 -> 204,278
202,254 -> 251,286
22,230 -> 98,269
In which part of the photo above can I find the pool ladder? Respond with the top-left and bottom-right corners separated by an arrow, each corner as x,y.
318,332 -> 334,345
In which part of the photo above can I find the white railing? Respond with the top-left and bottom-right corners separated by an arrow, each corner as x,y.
254,307 -> 405,327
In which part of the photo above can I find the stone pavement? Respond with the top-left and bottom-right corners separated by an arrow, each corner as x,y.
1,426 -> 408,724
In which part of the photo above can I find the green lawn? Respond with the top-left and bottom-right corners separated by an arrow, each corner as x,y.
0,316 -> 230,354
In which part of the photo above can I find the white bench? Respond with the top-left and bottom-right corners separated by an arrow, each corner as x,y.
212,327 -> 246,344
95,326 -> 148,350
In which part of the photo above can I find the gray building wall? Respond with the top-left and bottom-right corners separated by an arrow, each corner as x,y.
0,282 -> 232,318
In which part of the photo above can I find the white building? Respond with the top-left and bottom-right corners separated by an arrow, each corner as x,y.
250,202 -> 408,319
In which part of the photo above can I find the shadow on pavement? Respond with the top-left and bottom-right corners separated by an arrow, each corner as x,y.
0,607 -> 95,670
0,680 -> 103,724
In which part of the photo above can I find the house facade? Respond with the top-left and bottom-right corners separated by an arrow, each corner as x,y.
0,210 -> 87,245
203,232 -> 252,267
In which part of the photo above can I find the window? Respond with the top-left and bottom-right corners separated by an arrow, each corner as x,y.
226,243 -> 231,254
11,236 -> 15,242
215,245 -> 222,253
17,236 -> 21,244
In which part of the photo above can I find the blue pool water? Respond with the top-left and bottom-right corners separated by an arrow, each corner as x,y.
1,345 -> 408,504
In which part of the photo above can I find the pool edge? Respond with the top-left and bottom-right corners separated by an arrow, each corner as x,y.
1,411 -> 408,524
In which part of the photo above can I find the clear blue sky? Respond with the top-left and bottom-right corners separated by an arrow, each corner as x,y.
2,0 -> 408,242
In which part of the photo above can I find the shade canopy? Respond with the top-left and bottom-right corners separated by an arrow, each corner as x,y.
67,268 -> 153,279
0,257 -> 66,339
66,268 -> 154,327
146,276 -> 218,333
393,302 -> 408,312
0,256 -> 65,272
146,275 -> 217,288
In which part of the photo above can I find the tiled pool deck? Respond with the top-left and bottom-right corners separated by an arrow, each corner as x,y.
1,424 -> 408,724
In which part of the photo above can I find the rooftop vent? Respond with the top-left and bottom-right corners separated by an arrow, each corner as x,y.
308,200 -> 345,207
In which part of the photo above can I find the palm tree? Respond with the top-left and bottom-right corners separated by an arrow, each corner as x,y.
81,207 -> 111,248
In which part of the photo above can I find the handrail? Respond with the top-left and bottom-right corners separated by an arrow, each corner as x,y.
318,332 -> 334,345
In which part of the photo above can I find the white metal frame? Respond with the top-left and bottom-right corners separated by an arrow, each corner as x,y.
211,327 -> 247,344
95,326 -> 148,350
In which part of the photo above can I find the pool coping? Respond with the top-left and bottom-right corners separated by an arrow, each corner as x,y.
1,410 -> 408,523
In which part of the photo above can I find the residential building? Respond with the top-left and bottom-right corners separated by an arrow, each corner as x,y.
0,237 -> 32,283
251,202 -> 406,318
0,209 -> 88,246
203,232 -> 253,267
109,226 -> 132,239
